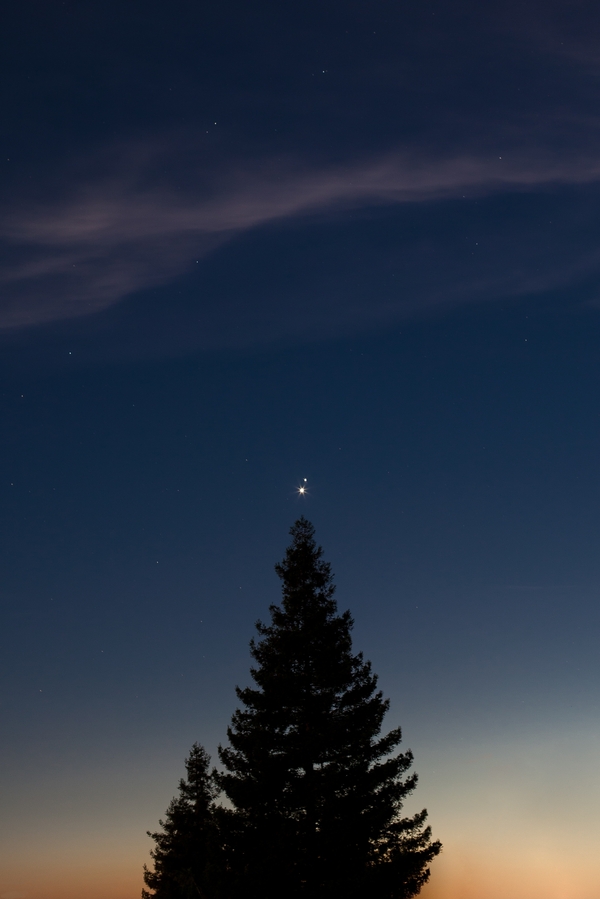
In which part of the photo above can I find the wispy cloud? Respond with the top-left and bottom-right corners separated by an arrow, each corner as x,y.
2,143 -> 600,331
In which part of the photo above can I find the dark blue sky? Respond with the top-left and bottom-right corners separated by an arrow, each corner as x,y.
1,3 -> 600,899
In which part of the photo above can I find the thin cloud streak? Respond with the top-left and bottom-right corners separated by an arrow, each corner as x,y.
2,146 -> 600,330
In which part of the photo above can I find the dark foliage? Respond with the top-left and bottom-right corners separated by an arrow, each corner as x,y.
144,518 -> 440,899
142,743 -> 226,899
218,517 -> 441,899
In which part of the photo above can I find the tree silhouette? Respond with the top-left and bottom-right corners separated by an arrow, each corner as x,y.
218,517 -> 441,899
143,743 -> 225,899
144,518 -> 441,898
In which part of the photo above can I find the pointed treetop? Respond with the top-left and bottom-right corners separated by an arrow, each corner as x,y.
274,517 -> 336,611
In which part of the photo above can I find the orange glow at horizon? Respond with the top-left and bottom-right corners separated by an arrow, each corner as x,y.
3,728 -> 600,899
421,843 -> 600,899
2,841 -> 600,899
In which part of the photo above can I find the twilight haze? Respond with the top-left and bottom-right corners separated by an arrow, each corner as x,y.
1,1 -> 600,898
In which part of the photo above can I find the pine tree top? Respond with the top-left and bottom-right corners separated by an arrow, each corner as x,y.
248,516 -> 359,700
274,516 -> 337,611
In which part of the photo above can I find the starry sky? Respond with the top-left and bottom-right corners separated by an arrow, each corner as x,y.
1,2 -> 600,898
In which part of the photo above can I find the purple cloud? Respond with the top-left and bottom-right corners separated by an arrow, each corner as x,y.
2,143 -> 600,331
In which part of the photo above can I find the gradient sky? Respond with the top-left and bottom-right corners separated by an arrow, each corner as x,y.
2,2 -> 600,898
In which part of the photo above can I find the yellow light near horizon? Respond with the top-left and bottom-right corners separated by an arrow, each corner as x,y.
420,841 -> 600,899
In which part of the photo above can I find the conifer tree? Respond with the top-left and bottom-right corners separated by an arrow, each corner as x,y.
219,517 -> 441,899
143,743 -> 225,899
